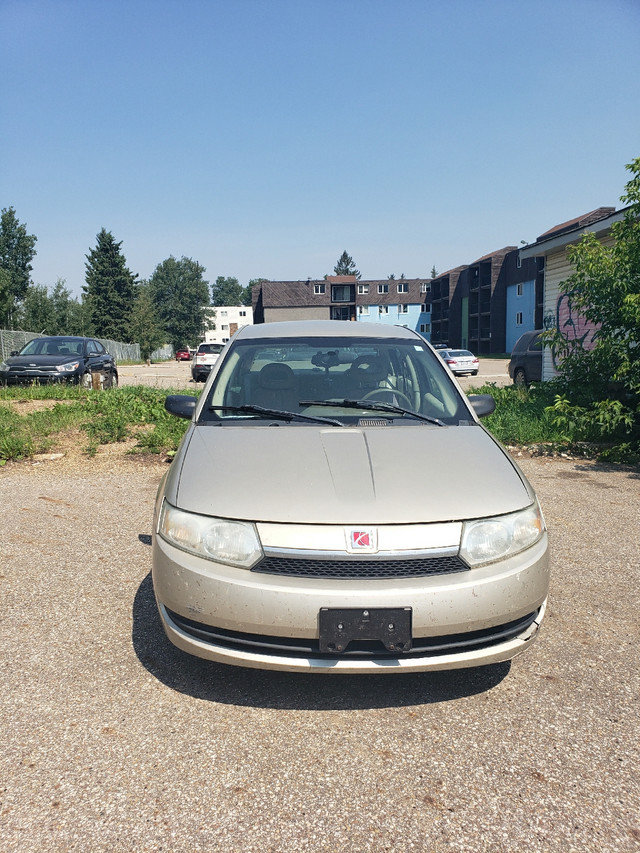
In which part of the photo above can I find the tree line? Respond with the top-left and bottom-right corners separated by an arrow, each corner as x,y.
0,214 -> 258,359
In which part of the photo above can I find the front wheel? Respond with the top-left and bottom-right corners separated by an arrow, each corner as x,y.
513,368 -> 527,386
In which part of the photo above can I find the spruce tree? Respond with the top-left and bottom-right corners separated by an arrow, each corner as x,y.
83,229 -> 137,340
0,207 -> 38,326
333,251 -> 361,279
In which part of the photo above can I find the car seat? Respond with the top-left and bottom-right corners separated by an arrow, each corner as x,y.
252,363 -> 300,412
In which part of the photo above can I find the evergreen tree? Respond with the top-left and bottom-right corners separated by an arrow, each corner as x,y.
83,229 -> 137,341
148,256 -> 210,349
333,251 -> 361,279
0,207 -> 38,326
430,266 -> 438,279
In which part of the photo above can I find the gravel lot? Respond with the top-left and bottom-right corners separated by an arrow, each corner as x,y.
116,356 -> 514,392
1,419 -> 639,850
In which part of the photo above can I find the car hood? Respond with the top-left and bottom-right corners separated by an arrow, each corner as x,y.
170,424 -> 533,525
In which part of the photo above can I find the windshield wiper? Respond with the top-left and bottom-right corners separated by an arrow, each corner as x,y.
209,404 -> 344,427
300,399 -> 445,426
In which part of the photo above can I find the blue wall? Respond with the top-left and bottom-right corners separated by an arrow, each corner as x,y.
356,304 -> 431,337
506,280 -> 536,352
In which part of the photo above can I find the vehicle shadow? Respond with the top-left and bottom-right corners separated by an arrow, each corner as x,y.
132,571 -> 510,710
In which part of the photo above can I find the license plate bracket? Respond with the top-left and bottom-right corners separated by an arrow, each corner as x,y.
318,607 -> 412,654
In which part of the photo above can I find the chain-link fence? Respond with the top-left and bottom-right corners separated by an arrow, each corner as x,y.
0,330 -> 142,362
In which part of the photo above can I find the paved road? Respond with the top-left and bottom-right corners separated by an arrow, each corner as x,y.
1,450 -> 638,852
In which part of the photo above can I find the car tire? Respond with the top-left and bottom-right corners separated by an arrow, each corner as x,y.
471,371 -> 478,376
513,368 -> 527,386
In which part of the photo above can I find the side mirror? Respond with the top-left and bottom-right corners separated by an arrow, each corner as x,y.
165,394 -> 197,419
468,394 -> 496,418
10,350 -> 19,356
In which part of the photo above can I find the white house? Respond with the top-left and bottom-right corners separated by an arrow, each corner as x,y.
203,305 -> 253,345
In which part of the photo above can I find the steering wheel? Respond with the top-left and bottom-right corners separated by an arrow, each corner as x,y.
361,388 -> 413,408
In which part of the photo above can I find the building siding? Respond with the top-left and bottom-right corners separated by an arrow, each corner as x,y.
541,234 -> 614,379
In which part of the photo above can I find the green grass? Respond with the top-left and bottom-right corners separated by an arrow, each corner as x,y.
477,383 -> 568,447
0,380 -> 630,465
0,385 -> 196,464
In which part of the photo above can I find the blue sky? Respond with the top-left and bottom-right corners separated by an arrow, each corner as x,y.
2,0 -> 639,297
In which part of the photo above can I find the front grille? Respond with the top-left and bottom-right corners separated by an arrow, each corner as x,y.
252,554 -> 467,579
166,608 -> 540,660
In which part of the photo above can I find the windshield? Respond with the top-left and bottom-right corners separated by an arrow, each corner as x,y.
201,335 -> 470,425
19,338 -> 83,356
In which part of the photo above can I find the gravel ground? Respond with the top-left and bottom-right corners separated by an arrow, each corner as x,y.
1,447 -> 639,852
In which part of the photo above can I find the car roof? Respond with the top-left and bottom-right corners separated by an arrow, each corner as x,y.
234,320 -> 421,341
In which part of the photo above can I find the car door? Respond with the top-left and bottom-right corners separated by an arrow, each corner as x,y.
85,339 -> 105,374
526,333 -> 543,381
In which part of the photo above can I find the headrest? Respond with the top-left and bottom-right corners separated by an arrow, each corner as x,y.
258,362 -> 297,390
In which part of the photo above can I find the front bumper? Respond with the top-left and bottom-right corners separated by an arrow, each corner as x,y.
0,370 -> 81,385
152,533 -> 549,674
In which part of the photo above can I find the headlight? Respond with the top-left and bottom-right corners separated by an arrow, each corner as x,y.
158,501 -> 263,569
0,362 -> 8,371
56,361 -> 81,373
460,501 -> 545,567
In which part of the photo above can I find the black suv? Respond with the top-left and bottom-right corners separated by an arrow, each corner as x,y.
508,330 -> 543,385
0,336 -> 118,387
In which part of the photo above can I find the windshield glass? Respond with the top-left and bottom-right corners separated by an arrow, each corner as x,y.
202,335 -> 469,425
19,338 -> 83,356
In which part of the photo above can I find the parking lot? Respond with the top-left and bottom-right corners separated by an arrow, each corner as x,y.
117,355 -> 513,391
1,382 -> 639,851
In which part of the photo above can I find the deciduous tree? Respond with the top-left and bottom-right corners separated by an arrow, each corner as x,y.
211,276 -> 251,306
149,256 -> 210,349
546,156 -> 640,460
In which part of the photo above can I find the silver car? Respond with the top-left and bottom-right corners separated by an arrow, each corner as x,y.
153,321 -> 549,674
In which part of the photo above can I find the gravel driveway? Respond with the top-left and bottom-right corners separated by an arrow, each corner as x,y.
1,449 -> 639,852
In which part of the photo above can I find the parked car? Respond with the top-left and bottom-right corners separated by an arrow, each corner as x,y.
175,349 -> 191,361
438,348 -> 479,376
191,342 -> 224,382
0,336 -> 118,388
508,330 -> 543,385
153,320 -> 549,674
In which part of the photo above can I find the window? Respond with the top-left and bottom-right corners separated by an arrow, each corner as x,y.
397,283 -> 408,293
314,284 -> 325,295
421,303 -> 431,313
398,304 -> 408,314
421,282 -> 431,293
358,284 -> 369,294
331,306 -> 351,320
378,284 -> 389,294
222,325 -> 229,330
220,310 -> 228,317
379,305 -> 389,314
517,255 -> 522,269
239,310 -> 247,317
358,305 -> 370,315
420,323 -> 431,333
516,312 -> 523,326
517,283 -> 523,296
332,285 -> 355,302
